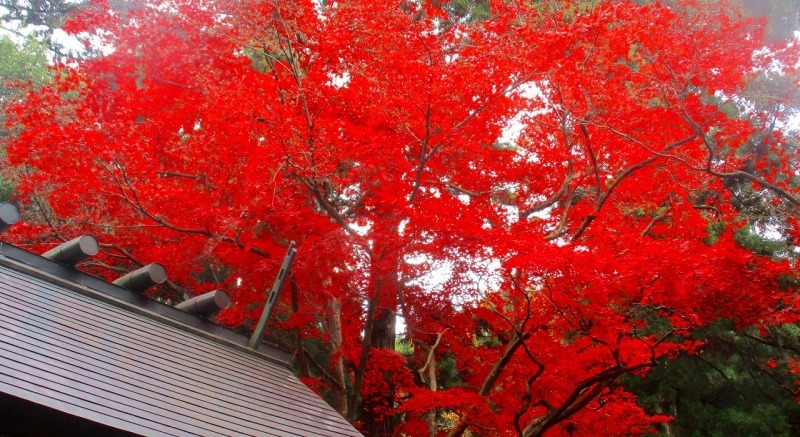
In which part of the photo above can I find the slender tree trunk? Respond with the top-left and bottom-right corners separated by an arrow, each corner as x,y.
446,331 -> 528,437
427,355 -> 438,437
415,331 -> 445,437
656,394 -> 677,437
291,278 -> 310,377
326,297 -> 348,417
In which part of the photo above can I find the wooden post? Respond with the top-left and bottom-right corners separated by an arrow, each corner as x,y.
248,241 -> 297,349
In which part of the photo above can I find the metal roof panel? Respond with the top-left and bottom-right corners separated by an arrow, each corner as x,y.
0,242 -> 362,436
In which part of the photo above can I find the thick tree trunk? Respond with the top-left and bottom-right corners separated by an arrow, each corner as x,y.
370,308 -> 396,350
352,222 -> 402,436
364,307 -> 396,437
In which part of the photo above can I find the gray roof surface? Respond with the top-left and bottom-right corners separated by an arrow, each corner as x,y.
0,242 -> 362,436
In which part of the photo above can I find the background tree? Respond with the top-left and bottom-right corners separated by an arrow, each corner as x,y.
0,0 -> 85,203
0,0 -> 85,59
0,35 -> 50,201
625,322 -> 800,436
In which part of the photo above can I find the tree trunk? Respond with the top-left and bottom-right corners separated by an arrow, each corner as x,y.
426,346 -> 438,437
355,223 -> 402,436
656,393 -> 677,437
364,307 -> 396,437
325,297 -> 348,417
370,308 -> 396,350
291,279 -> 310,378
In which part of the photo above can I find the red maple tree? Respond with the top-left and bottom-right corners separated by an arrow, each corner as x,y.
4,0 -> 799,435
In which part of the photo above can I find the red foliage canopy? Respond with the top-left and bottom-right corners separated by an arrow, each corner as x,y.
4,0 -> 799,435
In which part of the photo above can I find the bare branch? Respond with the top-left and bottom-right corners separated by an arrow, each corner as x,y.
641,208 -> 669,238
570,134 -> 699,242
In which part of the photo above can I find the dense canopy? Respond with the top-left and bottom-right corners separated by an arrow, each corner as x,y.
2,0 -> 799,435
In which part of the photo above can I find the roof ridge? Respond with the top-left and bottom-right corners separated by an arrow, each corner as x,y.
0,241 -> 292,367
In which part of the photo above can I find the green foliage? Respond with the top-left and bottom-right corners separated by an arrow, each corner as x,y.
0,178 -> 13,203
724,180 -> 796,260
443,0 -> 490,22
735,224 -> 790,258
473,319 -> 503,348
0,0 -> 86,58
0,36 -> 52,202
703,221 -> 725,246
396,338 -> 414,356
626,322 -> 800,436
0,36 -> 51,100
436,354 -> 463,389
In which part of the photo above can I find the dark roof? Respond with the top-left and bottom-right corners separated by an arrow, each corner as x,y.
0,241 -> 362,436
